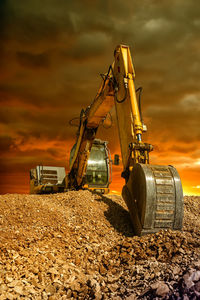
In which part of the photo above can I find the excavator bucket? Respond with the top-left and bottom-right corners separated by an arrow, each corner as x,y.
122,164 -> 183,236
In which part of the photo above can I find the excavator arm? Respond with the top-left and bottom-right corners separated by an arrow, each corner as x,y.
67,45 -> 145,186
66,69 -> 115,189
66,45 -> 184,236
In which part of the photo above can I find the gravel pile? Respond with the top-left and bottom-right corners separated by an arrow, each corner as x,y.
0,191 -> 199,299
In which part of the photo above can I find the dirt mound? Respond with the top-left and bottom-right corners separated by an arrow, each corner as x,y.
0,191 -> 199,299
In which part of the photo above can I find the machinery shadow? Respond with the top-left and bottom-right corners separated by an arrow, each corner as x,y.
93,192 -> 135,237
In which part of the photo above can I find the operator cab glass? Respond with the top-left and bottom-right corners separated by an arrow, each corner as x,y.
70,139 -> 110,188
86,143 -> 108,187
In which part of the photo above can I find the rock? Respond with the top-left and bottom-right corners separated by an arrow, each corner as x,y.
5,275 -> 13,283
0,284 -> 7,293
0,215 -> 3,225
156,283 -> 170,297
173,266 -> 181,275
30,266 -> 39,274
107,273 -> 122,283
191,270 -> 200,282
109,283 -> 118,292
183,273 -> 194,288
70,281 -> 81,291
25,286 -> 37,294
48,267 -> 59,274
99,264 -> 107,275
30,277 -> 38,287
66,289 -> 72,298
13,285 -> 24,295
125,294 -> 137,300
47,253 -> 56,262
38,272 -> 43,283
195,281 -> 200,292
7,280 -> 20,288
150,281 -> 161,290
45,284 -> 56,295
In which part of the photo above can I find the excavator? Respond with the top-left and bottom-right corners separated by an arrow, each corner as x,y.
31,44 -> 184,236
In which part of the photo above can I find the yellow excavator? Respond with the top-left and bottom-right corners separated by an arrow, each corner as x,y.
31,44 -> 184,236
65,44 -> 183,236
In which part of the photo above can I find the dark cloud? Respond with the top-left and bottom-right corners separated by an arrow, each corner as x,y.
0,136 -> 17,154
16,51 -> 50,69
66,32 -> 111,60
145,93 -> 200,145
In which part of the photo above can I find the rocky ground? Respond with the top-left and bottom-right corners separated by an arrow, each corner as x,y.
0,191 -> 199,299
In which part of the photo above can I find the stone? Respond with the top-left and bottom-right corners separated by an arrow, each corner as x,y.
30,267 -> 39,274
47,253 -> 56,262
5,275 -> 13,283
191,270 -> 200,282
7,280 -> 20,288
0,284 -> 7,293
173,266 -> 181,275
30,277 -> 38,287
70,280 -> 81,292
125,294 -> 137,300
156,283 -> 170,297
48,267 -> 59,274
66,289 -> 72,298
13,285 -> 23,295
183,274 -> 194,289
45,284 -> 56,295
38,272 -> 43,283
99,264 -> 107,275
25,286 -> 37,294
195,281 -> 200,292
150,281 -> 161,290
109,283 -> 118,292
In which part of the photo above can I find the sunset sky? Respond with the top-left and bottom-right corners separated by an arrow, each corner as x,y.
0,0 -> 200,195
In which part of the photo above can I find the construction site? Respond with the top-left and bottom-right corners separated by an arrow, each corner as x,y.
1,1 -> 200,298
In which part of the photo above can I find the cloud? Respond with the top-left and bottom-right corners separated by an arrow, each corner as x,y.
16,51 -> 50,69
66,32 -> 112,60
0,136 -> 17,154
0,0 -> 200,194
143,92 -> 200,153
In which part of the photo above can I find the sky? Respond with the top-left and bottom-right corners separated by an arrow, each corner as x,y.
0,0 -> 200,195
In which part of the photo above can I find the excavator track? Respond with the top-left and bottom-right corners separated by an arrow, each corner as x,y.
122,164 -> 184,236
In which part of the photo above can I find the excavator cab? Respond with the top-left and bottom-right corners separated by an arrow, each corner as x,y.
70,139 -> 111,194
85,139 -> 111,193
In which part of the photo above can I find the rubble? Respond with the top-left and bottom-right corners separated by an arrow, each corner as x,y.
0,191 -> 199,299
